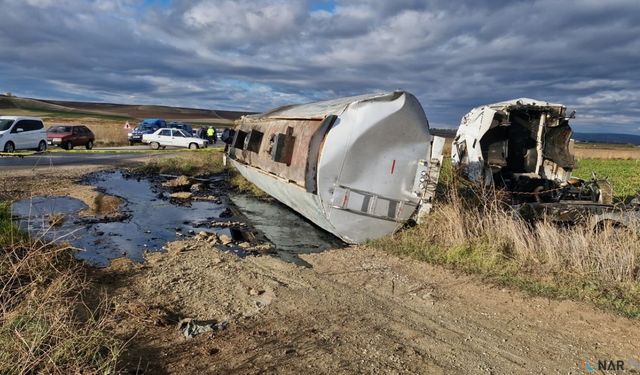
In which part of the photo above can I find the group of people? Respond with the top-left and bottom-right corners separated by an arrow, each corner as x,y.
196,126 -> 217,144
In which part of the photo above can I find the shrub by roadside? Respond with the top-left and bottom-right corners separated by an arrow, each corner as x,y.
0,203 -> 123,374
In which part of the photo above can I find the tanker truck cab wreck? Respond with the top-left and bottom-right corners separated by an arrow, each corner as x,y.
450,99 -> 640,228
452,98 -> 576,197
224,91 -> 445,244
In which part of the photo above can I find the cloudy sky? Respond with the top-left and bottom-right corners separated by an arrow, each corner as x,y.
1,0 -> 639,133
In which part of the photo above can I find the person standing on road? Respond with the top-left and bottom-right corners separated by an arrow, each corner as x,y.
207,126 -> 215,144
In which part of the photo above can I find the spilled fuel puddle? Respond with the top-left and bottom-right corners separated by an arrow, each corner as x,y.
12,170 -> 343,267
230,194 -> 344,265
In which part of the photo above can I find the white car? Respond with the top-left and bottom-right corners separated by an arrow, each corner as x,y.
142,128 -> 207,150
0,116 -> 48,153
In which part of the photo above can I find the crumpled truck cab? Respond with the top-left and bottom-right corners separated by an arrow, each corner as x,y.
452,98 -> 579,199
450,98 -> 638,229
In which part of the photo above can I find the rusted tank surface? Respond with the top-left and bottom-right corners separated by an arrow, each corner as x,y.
225,91 -> 442,244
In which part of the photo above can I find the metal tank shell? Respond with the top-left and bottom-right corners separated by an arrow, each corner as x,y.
225,91 -> 434,244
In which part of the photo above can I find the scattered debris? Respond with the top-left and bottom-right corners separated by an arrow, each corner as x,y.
170,192 -> 193,200
162,175 -> 192,189
219,234 -> 233,245
178,318 -> 228,339
248,288 -> 265,296
193,195 -> 221,203
190,183 -> 204,193
219,208 -> 233,219
247,244 -> 276,254
194,231 -> 219,244
47,213 -> 65,227
211,220 -> 247,228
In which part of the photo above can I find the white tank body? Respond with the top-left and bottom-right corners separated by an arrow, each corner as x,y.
226,91 -> 435,244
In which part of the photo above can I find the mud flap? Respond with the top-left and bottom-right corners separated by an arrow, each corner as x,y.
415,136 -> 445,223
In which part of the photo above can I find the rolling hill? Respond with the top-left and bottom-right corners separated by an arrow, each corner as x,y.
573,132 -> 640,145
0,94 -> 253,122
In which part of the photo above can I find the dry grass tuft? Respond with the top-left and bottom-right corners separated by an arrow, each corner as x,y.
227,169 -> 269,198
0,204 -> 123,374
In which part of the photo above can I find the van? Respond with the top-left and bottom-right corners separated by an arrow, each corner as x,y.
0,116 -> 48,152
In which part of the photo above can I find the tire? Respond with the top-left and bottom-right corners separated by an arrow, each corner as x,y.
129,141 -> 134,146
3,141 -> 15,153
37,140 -> 47,152
150,142 -> 160,150
189,143 -> 198,150
86,140 -> 94,150
64,141 -> 73,150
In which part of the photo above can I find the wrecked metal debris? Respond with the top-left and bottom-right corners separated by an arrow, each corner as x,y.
178,318 -> 227,339
452,98 -> 639,227
452,98 -> 576,194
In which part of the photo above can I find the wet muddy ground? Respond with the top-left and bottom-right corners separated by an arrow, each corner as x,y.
5,166 -> 640,374
11,170 -> 343,267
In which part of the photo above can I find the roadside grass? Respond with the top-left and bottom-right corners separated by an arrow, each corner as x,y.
47,148 -> 162,154
371,180 -> 640,318
0,202 -> 26,246
0,203 -> 123,374
47,146 -> 222,154
573,159 -> 640,201
228,169 -> 270,198
134,151 -> 269,197
134,149 -> 225,176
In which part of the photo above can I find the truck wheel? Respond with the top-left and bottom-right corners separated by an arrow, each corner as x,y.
150,142 -> 160,150
3,141 -> 15,153
86,140 -> 94,150
37,140 -> 47,152
189,143 -> 198,150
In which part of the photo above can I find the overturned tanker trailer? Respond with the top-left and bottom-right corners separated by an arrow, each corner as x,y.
223,91 -> 445,243
452,98 -> 639,228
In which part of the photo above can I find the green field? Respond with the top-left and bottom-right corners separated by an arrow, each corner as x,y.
573,159 -> 640,200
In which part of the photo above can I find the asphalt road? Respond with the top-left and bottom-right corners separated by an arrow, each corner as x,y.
0,151 -> 163,170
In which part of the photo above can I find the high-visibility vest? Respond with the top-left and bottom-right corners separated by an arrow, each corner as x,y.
207,128 -> 214,136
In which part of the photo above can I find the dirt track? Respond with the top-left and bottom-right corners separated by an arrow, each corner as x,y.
104,242 -> 640,374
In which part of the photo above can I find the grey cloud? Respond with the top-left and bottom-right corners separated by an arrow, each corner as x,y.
0,0 -> 639,133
